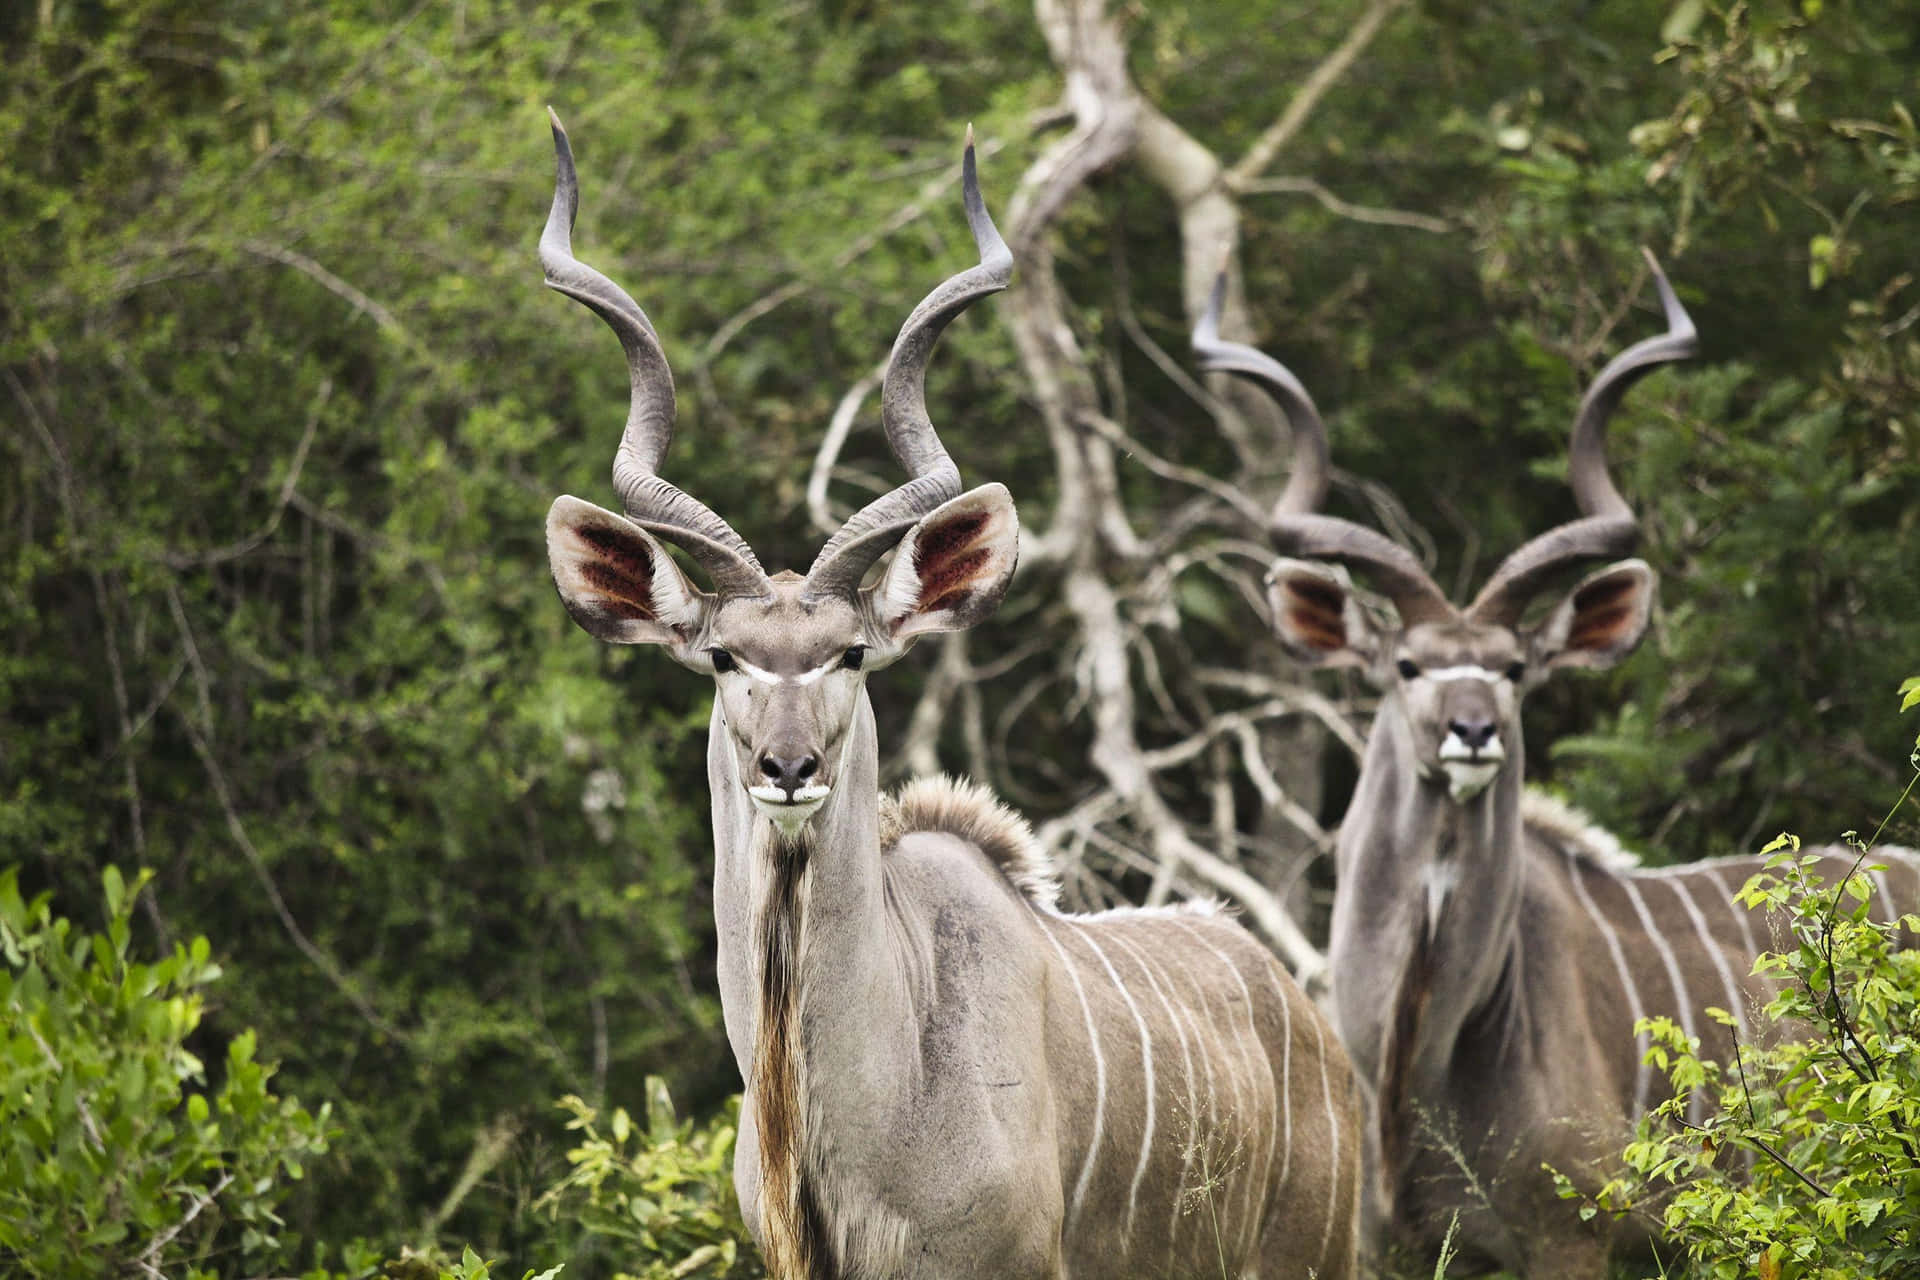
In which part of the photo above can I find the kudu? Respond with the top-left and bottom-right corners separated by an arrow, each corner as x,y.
539,113 -> 1360,1279
1193,261 -> 1919,1278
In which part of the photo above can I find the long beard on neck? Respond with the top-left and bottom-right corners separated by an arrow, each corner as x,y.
749,823 -> 831,1279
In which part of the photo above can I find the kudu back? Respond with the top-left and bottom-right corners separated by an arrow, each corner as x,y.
1193,261 -> 1919,1278
540,114 -> 1360,1279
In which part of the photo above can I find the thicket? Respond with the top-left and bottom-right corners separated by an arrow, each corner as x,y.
1560,683 -> 1920,1280
3,0 -> 1915,1272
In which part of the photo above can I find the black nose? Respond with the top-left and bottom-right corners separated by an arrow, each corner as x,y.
758,752 -> 820,798
1448,717 -> 1498,751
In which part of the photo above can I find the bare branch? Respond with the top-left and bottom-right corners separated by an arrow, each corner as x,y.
702,135 -> 1010,372
239,240 -> 421,352
807,360 -> 886,536
1233,721 -> 1331,850
1142,697 -> 1360,776
1225,0 -> 1410,189
1078,410 -> 1268,526
897,633 -> 972,780
137,1170 -> 236,1272
1237,175 -> 1451,234
26,1023 -> 105,1153
167,379 -> 330,568
10,366 -> 168,939
165,580 -> 398,1039
1192,669 -> 1370,761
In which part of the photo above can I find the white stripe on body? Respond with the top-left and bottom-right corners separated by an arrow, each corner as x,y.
1069,923 -> 1158,1246
1305,1012 -> 1342,1274
1706,866 -> 1762,959
1160,934 -> 1251,1259
1617,876 -> 1700,1122
1103,927 -> 1201,1272
1254,949 -> 1295,1197
1042,924 -> 1106,1229
1869,868 -> 1895,924
1157,943 -> 1225,1240
1561,850 -> 1655,1113
1174,920 -> 1275,1264
1657,875 -> 1747,1036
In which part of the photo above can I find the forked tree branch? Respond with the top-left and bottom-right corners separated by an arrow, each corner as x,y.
1225,0 -> 1409,189
832,0 -> 1405,979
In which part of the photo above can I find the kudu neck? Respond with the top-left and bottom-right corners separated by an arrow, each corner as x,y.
706,688 -> 892,1079
1330,700 -> 1529,1089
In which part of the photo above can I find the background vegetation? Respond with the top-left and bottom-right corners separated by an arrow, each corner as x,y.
3,0 -> 1915,1273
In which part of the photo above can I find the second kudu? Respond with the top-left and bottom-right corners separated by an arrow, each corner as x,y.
1193,261 -> 1919,1277
539,114 -> 1360,1279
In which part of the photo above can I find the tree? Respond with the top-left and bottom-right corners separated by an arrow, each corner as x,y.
5,0 -> 1914,1265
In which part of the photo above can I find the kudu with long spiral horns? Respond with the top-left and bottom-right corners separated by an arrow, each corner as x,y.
540,113 -> 1360,1280
1194,258 -> 1919,1278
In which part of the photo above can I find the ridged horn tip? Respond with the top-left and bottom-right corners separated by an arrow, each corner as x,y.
1639,246 -> 1695,348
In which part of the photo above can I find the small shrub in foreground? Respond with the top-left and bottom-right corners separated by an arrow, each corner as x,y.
0,866 -> 331,1279
537,1081 -> 761,1279
1565,842 -> 1919,1272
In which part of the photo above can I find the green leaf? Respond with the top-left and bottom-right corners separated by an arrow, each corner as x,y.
1898,676 -> 1920,713
102,865 -> 125,918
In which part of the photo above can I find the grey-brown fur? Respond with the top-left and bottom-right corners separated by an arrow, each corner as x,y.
879,774 -> 1059,910
708,685 -> 1364,1279
1290,600 -> 1920,1280
1191,258 -> 1918,1277
544,116 -> 1363,1276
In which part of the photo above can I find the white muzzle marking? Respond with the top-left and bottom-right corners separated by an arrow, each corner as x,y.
1437,733 -> 1505,801
749,783 -> 832,836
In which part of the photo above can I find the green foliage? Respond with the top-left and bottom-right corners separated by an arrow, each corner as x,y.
1478,0 -> 1920,860
2,0 -> 1049,1252
5,0 -> 1917,1260
1565,779 -> 1920,1277
536,1082 -> 760,1280
1555,685 -> 1920,1279
0,865 -> 331,1278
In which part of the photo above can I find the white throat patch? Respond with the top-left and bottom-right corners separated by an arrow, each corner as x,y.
1440,761 -> 1501,802
750,785 -> 831,835
1423,858 -> 1457,941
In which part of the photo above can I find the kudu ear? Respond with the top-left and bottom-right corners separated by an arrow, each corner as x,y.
1527,558 -> 1656,672
1266,559 -> 1381,670
547,495 -> 711,654
868,483 -> 1020,645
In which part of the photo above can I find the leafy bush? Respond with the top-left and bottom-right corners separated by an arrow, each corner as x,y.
1566,688 -> 1920,1278
0,865 -> 331,1278
536,1082 -> 761,1280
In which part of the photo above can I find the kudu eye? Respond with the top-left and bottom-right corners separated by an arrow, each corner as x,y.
841,645 -> 866,672
1396,658 -> 1420,680
708,648 -> 736,674
1505,661 -> 1526,682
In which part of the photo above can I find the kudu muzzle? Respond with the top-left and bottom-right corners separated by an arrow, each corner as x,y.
1431,676 -> 1506,802
746,687 -> 836,834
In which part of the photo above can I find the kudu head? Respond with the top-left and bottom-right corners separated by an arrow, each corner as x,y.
1194,256 -> 1696,802
542,113 -> 1019,834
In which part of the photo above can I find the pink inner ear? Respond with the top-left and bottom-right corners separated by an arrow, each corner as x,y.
1567,576 -> 1639,652
573,524 -> 659,622
1280,577 -> 1347,652
912,510 -> 993,614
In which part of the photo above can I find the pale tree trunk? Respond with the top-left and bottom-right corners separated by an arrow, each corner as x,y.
1009,0 -> 1412,982
823,0 -> 1438,983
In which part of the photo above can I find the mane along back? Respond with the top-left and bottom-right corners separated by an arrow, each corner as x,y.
880,775 -> 1060,910
1522,788 -> 1641,872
